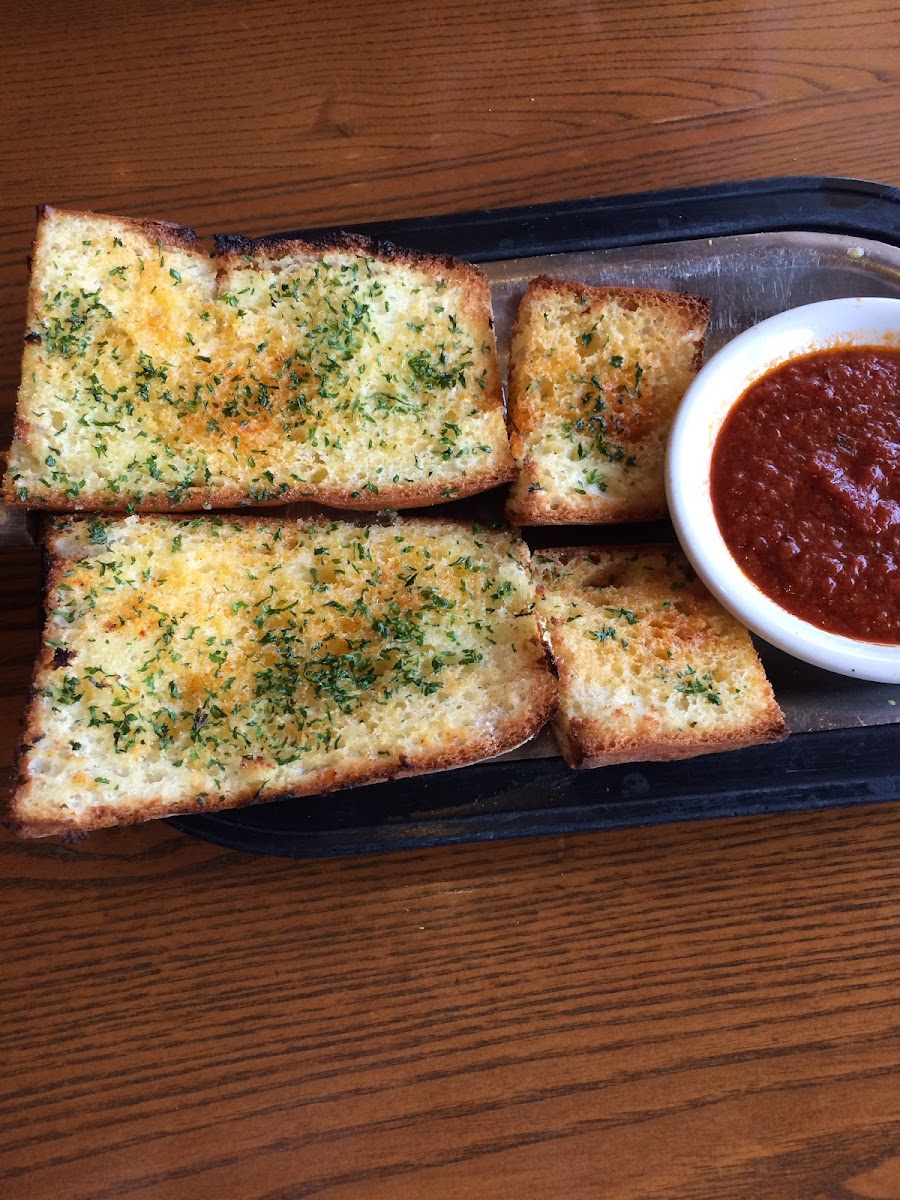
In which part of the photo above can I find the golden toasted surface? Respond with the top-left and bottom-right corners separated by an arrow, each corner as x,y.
506,277 -> 710,524
4,209 -> 513,511
6,208 -> 218,509
211,232 -> 510,507
534,545 -> 786,767
10,515 -> 555,836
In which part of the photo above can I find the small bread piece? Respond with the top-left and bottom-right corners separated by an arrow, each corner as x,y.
4,210 -> 513,511
533,545 -> 786,767
10,515 -> 555,837
506,277 -> 710,524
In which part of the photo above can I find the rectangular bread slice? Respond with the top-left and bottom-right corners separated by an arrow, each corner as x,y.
506,277 -> 710,524
10,515 -> 556,837
533,545 -> 786,767
3,208 -> 514,512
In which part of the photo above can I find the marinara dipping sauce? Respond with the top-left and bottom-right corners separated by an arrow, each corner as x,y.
710,346 -> 900,644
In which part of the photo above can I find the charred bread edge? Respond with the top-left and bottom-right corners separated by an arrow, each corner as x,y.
212,229 -> 491,295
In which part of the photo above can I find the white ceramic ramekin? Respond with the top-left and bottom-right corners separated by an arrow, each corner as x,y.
666,296 -> 900,683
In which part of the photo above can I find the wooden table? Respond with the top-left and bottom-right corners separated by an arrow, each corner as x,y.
3,3 -> 900,1196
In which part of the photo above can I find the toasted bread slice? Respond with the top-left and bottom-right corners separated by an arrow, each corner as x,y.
506,278 -> 710,524
533,545 -> 786,767
210,232 -> 512,508
4,209 -> 513,512
10,515 -> 556,837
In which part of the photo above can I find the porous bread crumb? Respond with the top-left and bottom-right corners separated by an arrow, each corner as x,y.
506,277 -> 710,524
4,208 -> 513,511
7,209 -> 217,510
10,515 -> 556,836
534,545 -> 786,767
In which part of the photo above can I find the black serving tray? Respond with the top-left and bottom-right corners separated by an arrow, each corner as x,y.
282,174 -> 900,260
168,176 -> 900,857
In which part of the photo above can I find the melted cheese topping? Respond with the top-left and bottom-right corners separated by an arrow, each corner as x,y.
6,212 -> 509,509
20,516 -> 548,823
214,252 -> 504,501
509,286 -> 706,517
10,217 -> 218,506
535,548 -> 778,739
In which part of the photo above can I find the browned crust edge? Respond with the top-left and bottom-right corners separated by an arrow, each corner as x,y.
8,685 -> 558,838
7,544 -> 74,836
213,229 -> 491,295
553,710 -> 788,770
2,459 -> 517,511
6,514 -> 556,838
519,275 -> 711,335
37,204 -> 201,252
506,478 -> 667,525
533,543 -> 687,569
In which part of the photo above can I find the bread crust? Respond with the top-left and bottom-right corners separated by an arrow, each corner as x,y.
213,229 -> 490,296
3,469 -> 516,512
515,276 -> 710,342
552,709 -> 787,769
7,514 -> 556,838
506,277 -> 710,525
37,204 -> 201,251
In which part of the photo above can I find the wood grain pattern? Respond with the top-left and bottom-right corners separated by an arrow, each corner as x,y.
2,1 -> 900,1196
4,811 -> 900,1199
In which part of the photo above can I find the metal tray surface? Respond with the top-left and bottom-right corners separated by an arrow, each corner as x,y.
157,179 -> 900,854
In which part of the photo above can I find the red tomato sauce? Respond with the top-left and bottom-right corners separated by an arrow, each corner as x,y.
710,347 -> 900,644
